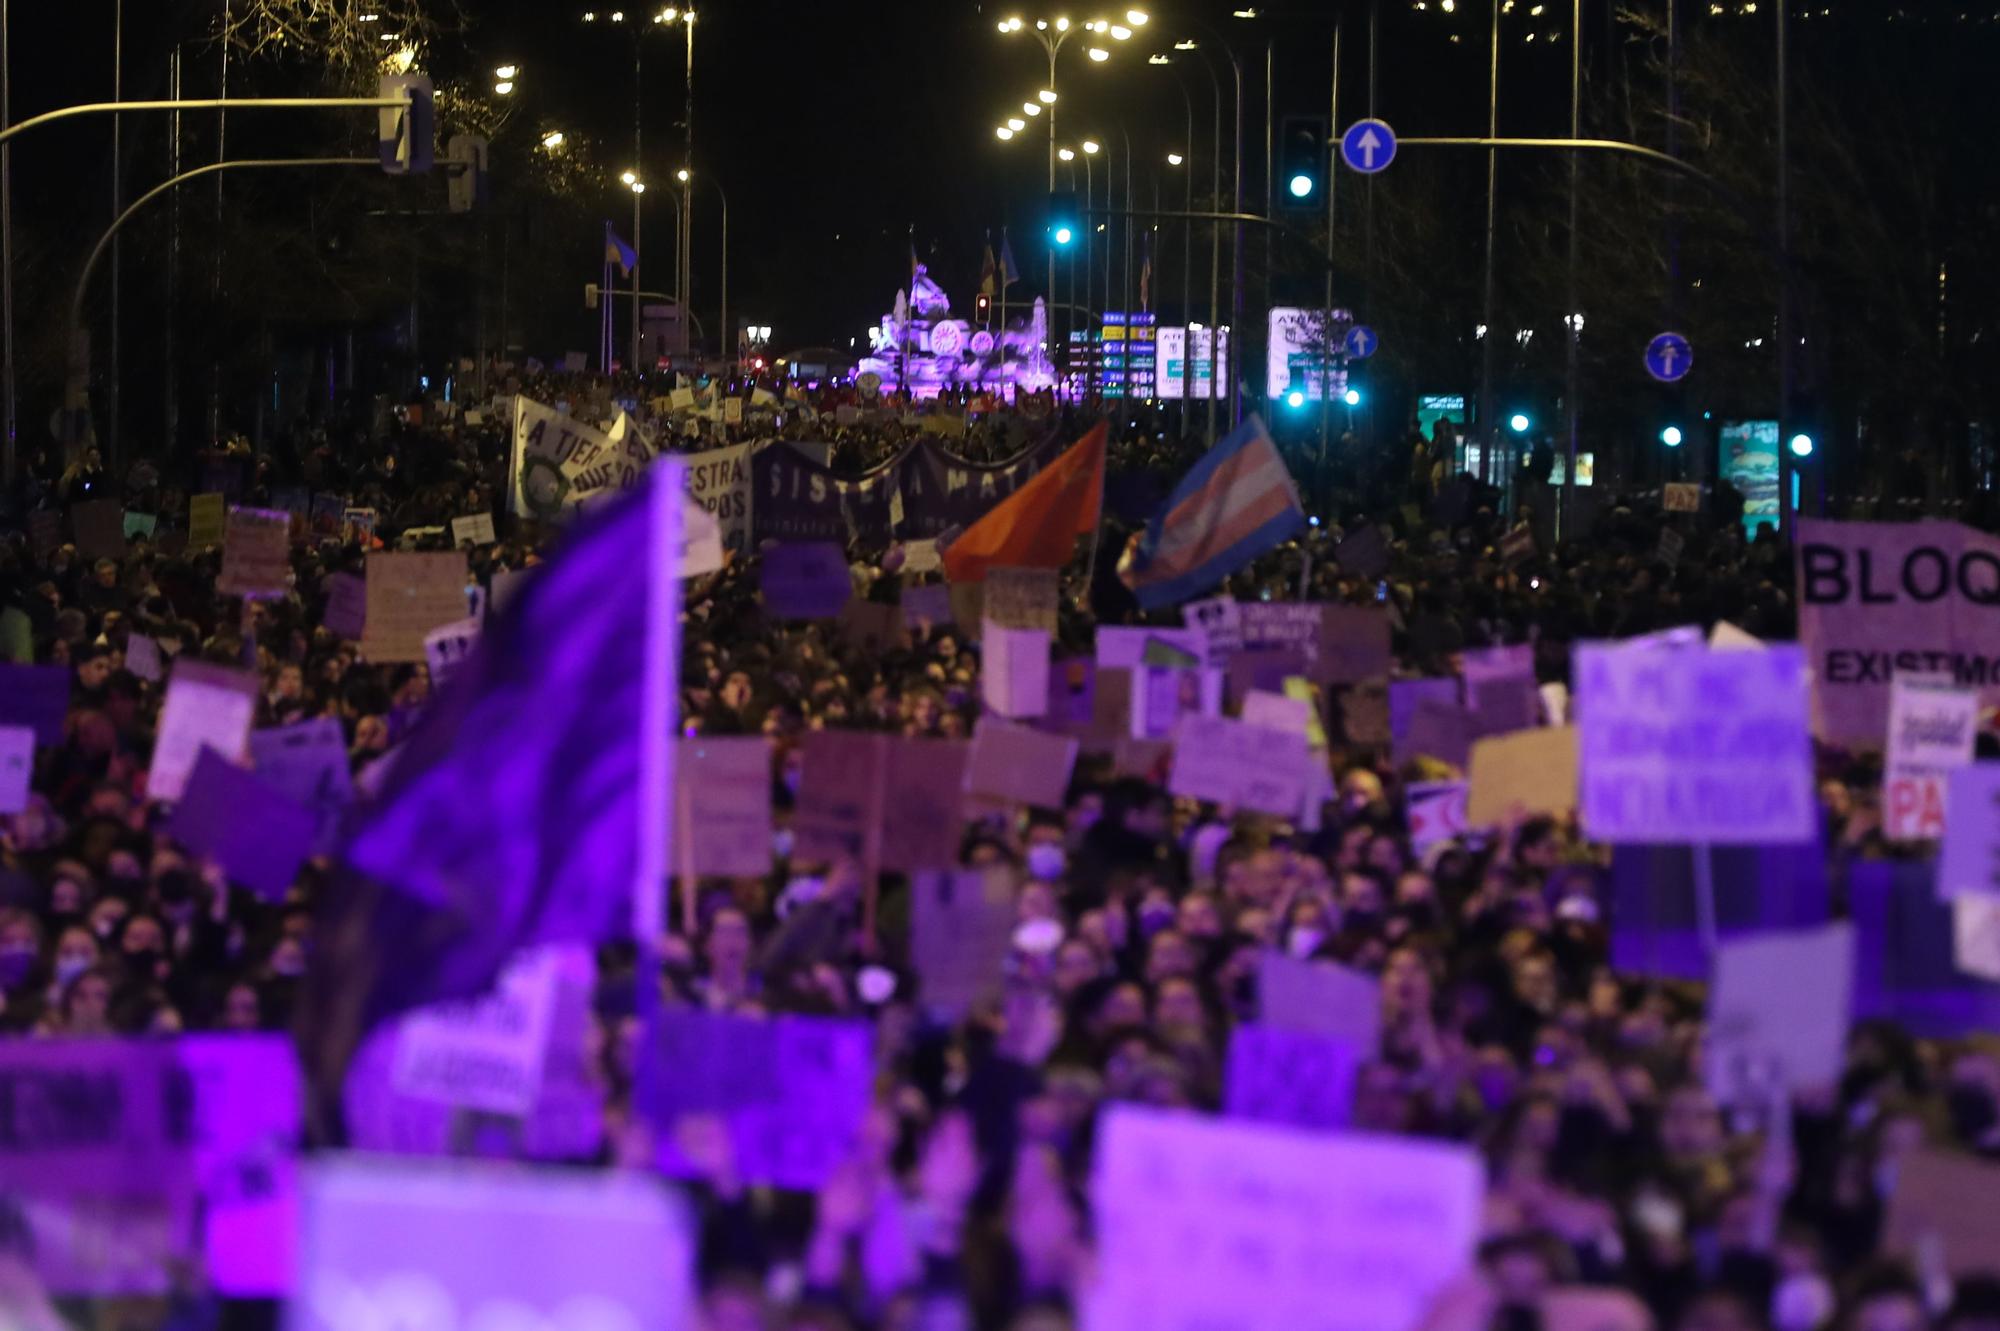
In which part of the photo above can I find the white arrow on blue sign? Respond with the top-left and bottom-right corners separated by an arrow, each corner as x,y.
1340,119 -> 1397,175
1344,325 -> 1379,359
1644,331 -> 1693,383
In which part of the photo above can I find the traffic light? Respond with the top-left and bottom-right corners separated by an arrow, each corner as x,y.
1343,387 -> 1363,407
976,292 -> 992,324
1660,425 -> 1683,448
446,133 -> 489,213
377,73 -> 435,175
1509,412 -> 1532,435
1279,114 -> 1328,211
1788,431 -> 1815,458
1047,190 -> 1080,248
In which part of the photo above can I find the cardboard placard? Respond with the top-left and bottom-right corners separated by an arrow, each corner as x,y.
676,737 -> 773,878
217,506 -> 293,599
360,551 -> 469,663
169,749 -> 319,900
1883,676 -> 1978,842
982,621 -> 1051,719
322,572 -> 367,640
0,724 -> 31,813
123,633 -> 163,683
1663,482 -> 1700,513
901,582 -> 953,628
150,660 -> 258,803
391,949 -> 562,1117
1167,714 -> 1314,818
249,718 -> 354,828
450,512 -> 498,548
1466,725 -> 1578,827
423,617 -> 483,692
1258,953 -> 1382,1052
791,731 -> 886,865
1407,781 -> 1469,855
1224,1024 -> 1361,1132
881,738 -> 970,871
188,492 -> 227,549
911,867 -> 1015,1019
1706,922 -> 1855,1106
1939,764 -> 2000,898
838,599 -> 905,655
966,718 -> 1078,811
984,566 -> 1060,633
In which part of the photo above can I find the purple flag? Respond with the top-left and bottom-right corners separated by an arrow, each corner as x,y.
1851,860 -> 2000,1038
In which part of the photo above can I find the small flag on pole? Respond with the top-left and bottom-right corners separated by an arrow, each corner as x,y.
605,223 -> 638,278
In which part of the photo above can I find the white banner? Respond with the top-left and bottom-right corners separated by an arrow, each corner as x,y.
679,442 -> 753,553
508,396 -> 651,519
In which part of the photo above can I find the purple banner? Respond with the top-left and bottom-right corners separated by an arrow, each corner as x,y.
897,432 -> 1068,538
752,441 -> 901,546
1851,860 -> 2000,1039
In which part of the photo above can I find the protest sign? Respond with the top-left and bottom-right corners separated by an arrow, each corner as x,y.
967,718 -> 1078,810
982,621 -> 1051,719
1043,657 -> 1096,732
1795,518 -> 2000,743
188,492 -> 228,548
985,566 -> 1060,632
322,571 -> 367,640
1313,605 -> 1393,685
1883,675 -> 1979,841
1168,714 -> 1313,818
838,599 -> 903,655
792,730 -> 886,865
1224,1024 -> 1361,1132
1462,643 -> 1533,690
761,541 -> 852,620
449,512 -> 497,548
1241,689 -> 1313,737
898,431 -> 1069,538
1611,837 -> 1830,982
1183,596 -> 1242,663
1467,673 -> 1542,734
150,660 -> 258,802
1391,678 -> 1460,763
1663,482 -> 1701,513
911,867 -> 1015,1019
509,394 -> 652,518
1405,698 -> 1475,769
1466,725 -> 1578,827
123,510 -> 157,541
1577,642 -> 1815,844
423,617 -> 483,692
391,949 -> 562,1117
0,724 -> 30,813
249,717 -> 354,836
1407,781 -> 1469,856
292,1156 -> 693,1331
676,737 -> 772,878
1938,764 -> 2000,897
1656,527 -> 1686,567
901,582 -> 953,628
1258,952 -> 1381,1051
752,441 -> 898,545
217,506 -> 292,598
723,394 -> 744,425
123,632 -> 162,682
1498,525 -> 1536,565
1087,1104 -> 1483,1331
0,662 -> 69,745
681,441 -> 753,552
903,538 -> 941,572
1096,625 -> 1205,670
360,547 -> 468,659
343,507 -> 378,545
1132,665 -> 1224,740
641,1011 -> 874,1190
1238,603 -> 1320,659
1883,1148 -> 2000,1280
1955,896 -> 2000,983
881,738 -> 970,870
168,750 -> 318,900
1705,922 -> 1854,1102
71,497 -> 125,560
360,551 -> 468,663
1141,636 -> 1203,669
1335,523 -> 1390,580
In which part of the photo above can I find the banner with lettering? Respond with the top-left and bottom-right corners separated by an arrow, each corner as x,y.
752,440 -> 900,545
897,431 -> 1068,538
1795,519 -> 2000,745
676,442 -> 754,553
508,396 -> 654,519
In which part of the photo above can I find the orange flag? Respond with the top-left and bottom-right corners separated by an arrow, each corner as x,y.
941,421 -> 1106,583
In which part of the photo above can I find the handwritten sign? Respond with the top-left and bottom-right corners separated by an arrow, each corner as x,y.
1577,642 -> 1815,844
360,551 -> 469,663
1088,1104 -> 1483,1331
792,731 -> 885,865
169,750 -> 319,900
392,950 -> 562,1117
1097,626 -> 1205,670
1183,596 -> 1241,663
0,724 -> 30,813
189,492 -> 227,548
322,572 -> 367,640
761,541 -> 851,620
1883,675 -> 1978,842
123,632 -> 163,683
1938,765 -> 2000,898
1168,714 -> 1313,818
1132,665 -> 1224,740
217,506 -> 292,599
967,719 -> 1078,811
1466,725 -> 1578,827
249,717 -> 353,830
640,1011 -> 874,1190
1258,953 -> 1381,1052
911,868 -> 1015,1019
677,738 -> 773,878
982,622 -> 1051,719
1407,781 -> 1469,856
1705,922 -> 1854,1103
881,739 -> 969,870
985,566 -> 1060,633
150,660 -> 258,802
423,617 -> 483,692
1224,1024 -> 1360,1132
293,1156 -> 693,1331
1663,482 -> 1700,513
450,512 -> 497,548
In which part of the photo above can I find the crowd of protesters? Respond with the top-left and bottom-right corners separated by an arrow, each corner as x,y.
2,379 -> 1999,1331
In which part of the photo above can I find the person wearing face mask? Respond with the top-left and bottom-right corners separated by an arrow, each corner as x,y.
0,909 -> 47,1029
1023,817 -> 1068,885
47,925 -> 99,998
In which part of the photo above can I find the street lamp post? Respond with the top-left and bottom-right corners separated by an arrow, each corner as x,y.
623,173 -> 645,371
680,167 -> 727,366
1171,20 -> 1243,428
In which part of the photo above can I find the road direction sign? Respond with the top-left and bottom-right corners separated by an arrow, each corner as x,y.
1340,119 -> 1397,174
1644,331 -> 1693,383
1344,325 -> 1379,359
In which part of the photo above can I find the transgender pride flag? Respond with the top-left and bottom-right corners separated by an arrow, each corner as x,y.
1118,416 -> 1306,610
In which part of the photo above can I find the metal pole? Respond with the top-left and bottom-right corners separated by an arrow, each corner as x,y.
167,47 -> 180,457
109,0 -> 122,468
1320,17 -> 1339,463
1477,0 -> 1500,489
1261,40 -> 1272,362
1229,47 -> 1244,426
1,0 -> 14,492
1047,45 -> 1058,354
1776,0 -> 1794,529
212,3 -> 227,450
1203,51 -> 1222,443
716,178 -> 728,371
631,187 -> 642,371
1562,0 -> 1580,538
682,13 -> 695,356
1122,129 -> 1132,328
1083,154 -> 1094,331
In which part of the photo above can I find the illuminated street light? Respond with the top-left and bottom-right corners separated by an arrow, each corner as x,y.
1286,390 -> 1305,409
996,125 -> 1016,140
1127,8 -> 1149,22
1055,16 -> 1071,29
493,79 -> 515,94
1023,101 -> 1041,115
1058,146 -> 1076,160
1087,46 -> 1109,59
1344,388 -> 1363,407
631,181 -> 646,194
676,168 -> 690,181
1038,89 -> 1058,102
1509,413 -> 1531,434
1148,53 -> 1170,63
609,9 -> 625,20
542,130 -> 566,149
1166,151 -> 1183,164
620,170 -> 637,185
654,7 -> 679,21
1111,24 -> 1131,39
494,64 -> 519,79
1008,117 -> 1026,130
1082,139 -> 1100,153
1661,426 -> 1684,447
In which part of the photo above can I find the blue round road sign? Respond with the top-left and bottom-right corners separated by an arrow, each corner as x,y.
1340,119 -> 1397,174
1644,331 -> 1693,383
1343,325 -> 1379,359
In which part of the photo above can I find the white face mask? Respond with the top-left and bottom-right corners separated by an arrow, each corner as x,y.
1025,843 -> 1067,881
